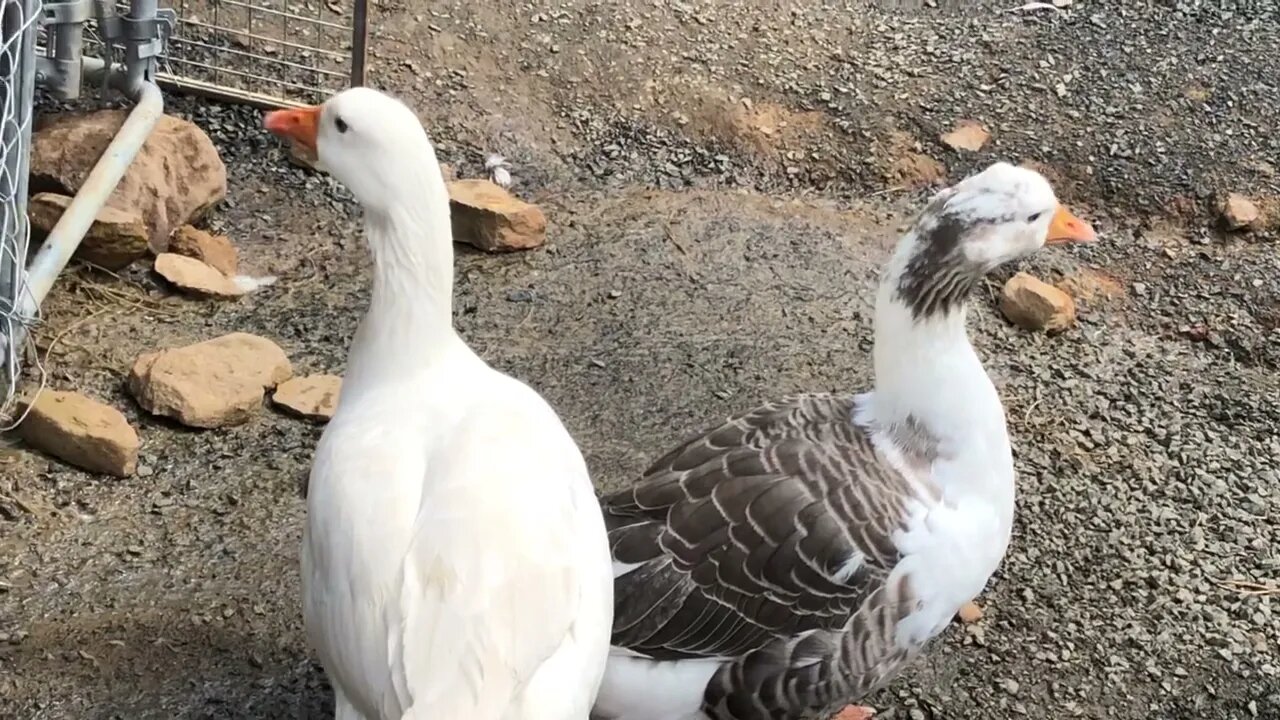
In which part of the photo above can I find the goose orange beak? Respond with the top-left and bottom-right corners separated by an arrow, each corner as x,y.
264,105 -> 322,152
1046,205 -> 1097,244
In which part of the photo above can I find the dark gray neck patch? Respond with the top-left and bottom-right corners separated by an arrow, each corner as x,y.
893,209 -> 983,321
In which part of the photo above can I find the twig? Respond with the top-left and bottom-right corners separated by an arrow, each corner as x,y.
866,185 -> 907,198
0,305 -> 116,432
1215,578 -> 1280,597
1005,1 -> 1066,13
41,307 -> 116,368
662,223 -> 701,282
1022,386 -> 1043,424
663,224 -> 691,256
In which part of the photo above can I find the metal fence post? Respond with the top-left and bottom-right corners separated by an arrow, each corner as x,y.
36,0 -> 89,100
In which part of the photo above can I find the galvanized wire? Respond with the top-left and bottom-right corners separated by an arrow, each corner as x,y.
0,0 -> 41,419
83,0 -> 366,106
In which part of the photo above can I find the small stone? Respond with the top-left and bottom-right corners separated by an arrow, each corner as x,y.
27,193 -> 149,271
940,120 -> 991,152
448,179 -> 548,252
154,253 -> 245,299
169,225 -> 238,276
272,374 -> 342,422
1181,323 -> 1210,342
1220,193 -> 1261,231
15,390 -> 140,476
128,332 -> 293,428
1000,272 -> 1077,332
957,601 -> 984,623
1000,678 -> 1021,696
286,139 -> 320,171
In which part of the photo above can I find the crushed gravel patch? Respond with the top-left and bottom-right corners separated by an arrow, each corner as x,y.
3,2 -> 1278,718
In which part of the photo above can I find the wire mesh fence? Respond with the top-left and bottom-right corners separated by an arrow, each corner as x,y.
81,0 -> 367,106
160,0 -> 366,105
0,0 -> 39,416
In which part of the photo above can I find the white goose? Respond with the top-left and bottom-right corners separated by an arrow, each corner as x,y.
593,163 -> 1097,720
265,87 -> 613,720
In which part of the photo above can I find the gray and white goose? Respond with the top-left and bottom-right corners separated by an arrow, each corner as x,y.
592,162 -> 1097,720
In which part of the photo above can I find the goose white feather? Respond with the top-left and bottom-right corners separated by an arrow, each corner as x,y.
594,163 -> 1097,720
266,87 -> 613,720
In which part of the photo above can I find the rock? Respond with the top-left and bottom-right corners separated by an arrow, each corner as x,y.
169,225 -> 238,276
1000,272 -> 1077,332
27,193 -> 150,271
439,162 -> 456,182
15,390 -> 140,476
940,120 -> 991,152
30,110 -> 227,252
128,333 -> 293,428
272,374 -> 342,422
286,138 -> 320,171
1220,193 -> 1261,231
154,253 -> 245,299
448,179 -> 547,252
957,601 -> 984,624
1180,323 -> 1210,342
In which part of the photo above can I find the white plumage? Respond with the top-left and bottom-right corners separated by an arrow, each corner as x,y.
265,87 -> 613,720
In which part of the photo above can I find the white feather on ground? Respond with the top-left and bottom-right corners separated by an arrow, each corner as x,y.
233,275 -> 279,293
485,154 -> 513,188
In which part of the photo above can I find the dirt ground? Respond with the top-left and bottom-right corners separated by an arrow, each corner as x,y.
3,1 -> 1279,719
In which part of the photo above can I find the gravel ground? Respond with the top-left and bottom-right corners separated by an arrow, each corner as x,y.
3,1 -> 1279,719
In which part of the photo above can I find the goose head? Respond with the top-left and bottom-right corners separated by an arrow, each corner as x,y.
264,87 -> 440,216
890,162 -> 1096,320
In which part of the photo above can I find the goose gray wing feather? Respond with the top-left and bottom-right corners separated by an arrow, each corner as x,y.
604,394 -> 928,719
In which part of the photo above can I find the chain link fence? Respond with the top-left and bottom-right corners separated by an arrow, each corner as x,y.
0,0 -> 40,416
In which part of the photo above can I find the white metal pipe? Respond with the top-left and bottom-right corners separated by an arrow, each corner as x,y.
15,80 -> 163,335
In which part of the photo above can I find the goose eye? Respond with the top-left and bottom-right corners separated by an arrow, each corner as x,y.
1026,211 -> 1044,223
334,116 -> 349,134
